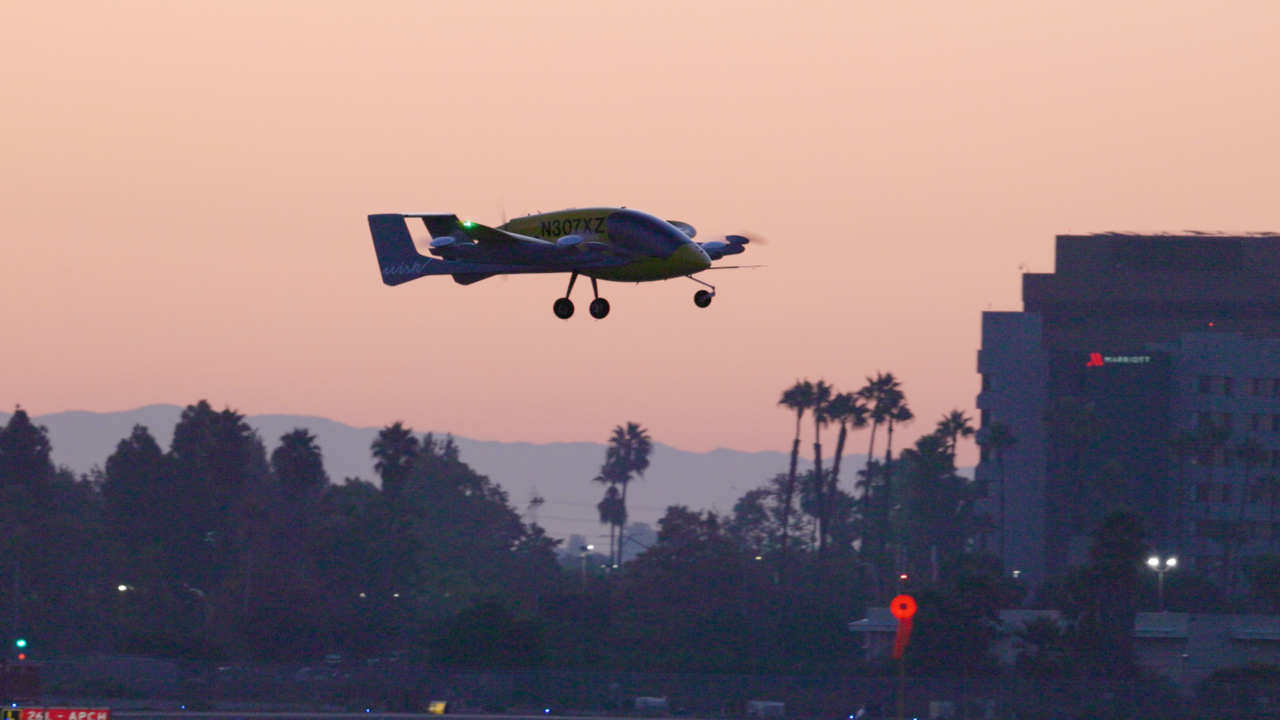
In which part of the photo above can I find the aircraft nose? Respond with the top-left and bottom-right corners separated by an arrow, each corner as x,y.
672,242 -> 712,272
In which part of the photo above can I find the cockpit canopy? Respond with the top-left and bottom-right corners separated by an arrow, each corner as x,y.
606,209 -> 691,259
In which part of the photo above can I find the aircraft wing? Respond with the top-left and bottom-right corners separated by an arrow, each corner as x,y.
369,214 -> 630,287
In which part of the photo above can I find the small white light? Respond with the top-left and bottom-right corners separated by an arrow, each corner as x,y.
117,585 -> 128,592
1147,557 -> 1159,568
1167,557 -> 1178,568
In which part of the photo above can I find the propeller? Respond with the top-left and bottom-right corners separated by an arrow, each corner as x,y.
698,232 -> 767,260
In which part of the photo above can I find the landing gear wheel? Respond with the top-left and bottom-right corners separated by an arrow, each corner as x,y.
694,290 -> 713,308
589,298 -> 611,319
553,297 -> 575,319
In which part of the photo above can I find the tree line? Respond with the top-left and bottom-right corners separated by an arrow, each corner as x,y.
1,384 -> 1276,679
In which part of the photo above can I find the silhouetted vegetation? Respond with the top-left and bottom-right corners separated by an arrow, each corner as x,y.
0,382 -> 1268,693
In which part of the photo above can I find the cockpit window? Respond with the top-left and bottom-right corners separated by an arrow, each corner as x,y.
606,210 -> 689,259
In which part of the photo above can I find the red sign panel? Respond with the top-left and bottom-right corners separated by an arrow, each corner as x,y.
21,710 -> 111,720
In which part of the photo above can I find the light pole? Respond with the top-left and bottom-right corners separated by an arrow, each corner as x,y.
1147,555 -> 1177,612
579,545 -> 593,591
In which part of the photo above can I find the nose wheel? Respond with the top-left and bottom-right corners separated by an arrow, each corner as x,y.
688,275 -> 716,308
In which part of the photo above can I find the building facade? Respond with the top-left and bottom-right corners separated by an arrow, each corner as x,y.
976,233 -> 1280,582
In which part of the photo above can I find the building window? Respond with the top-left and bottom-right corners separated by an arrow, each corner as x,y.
1199,412 -> 1213,428
1221,412 -> 1234,432
982,374 -> 992,392
1253,378 -> 1267,396
1271,449 -> 1280,469
1273,415 -> 1280,433
981,409 -> 991,428
1252,414 -> 1265,433
1199,376 -> 1214,394
1273,379 -> 1280,396
1223,377 -> 1234,396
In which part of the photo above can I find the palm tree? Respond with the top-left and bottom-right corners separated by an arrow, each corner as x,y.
779,380 -> 815,560
977,422 -> 1017,564
825,392 -> 868,551
936,410 -> 976,463
858,373 -> 899,478
371,422 -> 419,500
596,484 -> 627,564
594,422 -> 652,566
855,373 -> 900,546
809,380 -> 834,553
272,428 -> 328,501
879,389 -> 913,572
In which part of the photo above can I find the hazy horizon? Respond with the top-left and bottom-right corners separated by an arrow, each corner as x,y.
5,1 -> 1279,469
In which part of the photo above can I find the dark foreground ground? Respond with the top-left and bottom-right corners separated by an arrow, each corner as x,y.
18,658 -> 1279,720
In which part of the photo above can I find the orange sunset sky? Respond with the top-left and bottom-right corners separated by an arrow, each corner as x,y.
4,2 -> 1279,468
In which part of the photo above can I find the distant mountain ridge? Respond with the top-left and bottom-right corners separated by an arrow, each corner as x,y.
1,405 -> 849,544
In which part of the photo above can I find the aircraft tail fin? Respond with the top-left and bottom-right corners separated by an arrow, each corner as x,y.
368,214 -> 445,286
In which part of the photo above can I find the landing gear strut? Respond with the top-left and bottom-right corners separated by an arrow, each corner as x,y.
689,275 -> 715,308
553,273 -> 610,319
588,277 -> 610,319
553,273 -> 577,319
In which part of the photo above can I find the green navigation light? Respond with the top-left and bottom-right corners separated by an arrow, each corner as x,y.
463,221 -> 474,228
15,639 -> 26,648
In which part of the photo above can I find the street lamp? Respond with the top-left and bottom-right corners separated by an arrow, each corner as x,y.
579,545 -> 594,590
1147,555 -> 1177,612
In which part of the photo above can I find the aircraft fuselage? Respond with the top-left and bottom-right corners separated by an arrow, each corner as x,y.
501,208 -> 711,282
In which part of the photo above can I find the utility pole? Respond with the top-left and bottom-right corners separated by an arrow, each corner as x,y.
12,558 -> 20,660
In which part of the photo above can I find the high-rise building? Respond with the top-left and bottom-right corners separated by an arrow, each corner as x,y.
976,233 -> 1280,583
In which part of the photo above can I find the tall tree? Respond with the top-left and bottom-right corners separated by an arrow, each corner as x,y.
0,406 -> 54,489
1077,510 -> 1148,677
272,428 -> 328,501
598,422 -> 652,565
855,374 -> 899,543
372,422 -> 419,499
809,381 -> 833,553
102,424 -> 168,539
879,387 -> 913,578
167,401 -> 269,592
824,392 -> 867,552
976,422 -> 1017,563
857,373 -> 899,479
778,381 -> 815,562
936,410 -> 976,462
596,484 -> 627,566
